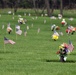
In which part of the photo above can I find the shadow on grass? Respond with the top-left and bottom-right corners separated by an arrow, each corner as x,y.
70,53 -> 76,55
44,59 -> 76,63
0,51 -> 14,54
0,58 -> 3,60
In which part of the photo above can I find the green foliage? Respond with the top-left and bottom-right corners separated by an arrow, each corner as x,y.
0,9 -> 76,75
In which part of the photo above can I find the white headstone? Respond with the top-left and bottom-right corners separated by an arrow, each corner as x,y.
8,11 -> 12,14
24,31 -> 27,37
24,13 -> 26,16
31,23 -> 33,27
32,17 -> 34,20
29,13 -> 31,16
27,26 -> 29,30
36,16 -> 38,19
37,28 -> 40,33
13,13 -> 15,15
12,17 -> 14,20
0,14 -> 1,17
45,14 -> 48,16
44,20 -> 46,24
2,25 -> 4,29
41,14 -> 43,17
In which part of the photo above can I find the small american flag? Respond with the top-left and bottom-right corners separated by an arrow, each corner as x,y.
16,29 -> 22,35
4,37 -> 15,44
16,25 -> 20,30
68,40 -> 74,52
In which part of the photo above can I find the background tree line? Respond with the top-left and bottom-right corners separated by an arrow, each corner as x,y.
0,0 -> 76,16
0,0 -> 76,9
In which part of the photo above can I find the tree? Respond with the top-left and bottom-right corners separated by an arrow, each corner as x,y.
33,0 -> 36,10
45,0 -> 51,16
60,0 -> 63,15
51,0 -> 57,14
1,0 -> 9,8
13,0 -> 20,13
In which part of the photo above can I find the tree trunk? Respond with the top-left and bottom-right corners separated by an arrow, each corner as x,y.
13,0 -> 20,14
2,0 -> 8,8
14,7 -> 17,13
33,0 -> 36,11
60,0 -> 63,16
45,0 -> 51,17
51,0 -> 55,15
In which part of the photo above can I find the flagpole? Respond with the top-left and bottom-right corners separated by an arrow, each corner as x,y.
15,25 -> 17,40
4,38 -> 6,52
4,42 -> 6,52
16,33 -> 17,40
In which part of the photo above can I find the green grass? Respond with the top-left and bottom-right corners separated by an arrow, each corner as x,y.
1,8 -> 76,17
0,11 -> 76,75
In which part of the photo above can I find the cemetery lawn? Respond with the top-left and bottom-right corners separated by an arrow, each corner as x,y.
0,13 -> 76,75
